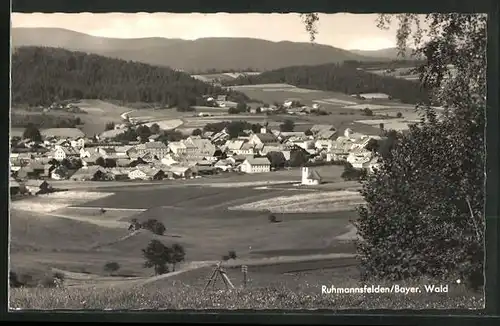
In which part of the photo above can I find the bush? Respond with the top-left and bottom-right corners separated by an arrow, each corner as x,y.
104,262 -> 121,275
142,219 -> 166,236
341,164 -> 367,181
363,108 -> 374,116
39,273 -> 65,288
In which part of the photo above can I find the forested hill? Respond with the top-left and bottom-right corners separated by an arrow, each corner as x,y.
223,62 -> 430,105
12,28 -> 382,72
11,46 -> 249,107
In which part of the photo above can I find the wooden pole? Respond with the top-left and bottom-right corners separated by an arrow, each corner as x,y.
203,265 -> 218,291
221,270 -> 235,289
241,265 -> 248,288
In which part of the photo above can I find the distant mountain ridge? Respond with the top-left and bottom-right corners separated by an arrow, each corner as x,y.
349,47 -> 420,60
12,27 -> 392,72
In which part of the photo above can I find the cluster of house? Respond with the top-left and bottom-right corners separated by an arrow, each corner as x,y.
9,123 -> 384,189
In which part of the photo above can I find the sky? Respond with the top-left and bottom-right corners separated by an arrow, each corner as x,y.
11,13 -> 407,50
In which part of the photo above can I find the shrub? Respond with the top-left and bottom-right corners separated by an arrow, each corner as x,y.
104,262 -> 121,275
341,164 -> 367,181
363,108 -> 374,116
142,219 -> 166,236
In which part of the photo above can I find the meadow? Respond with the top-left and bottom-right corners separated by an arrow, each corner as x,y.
10,168 -> 360,285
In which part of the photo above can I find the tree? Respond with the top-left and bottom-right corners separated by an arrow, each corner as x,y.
341,163 -> 367,181
236,101 -> 247,112
96,157 -> 105,167
396,112 -> 403,118
228,250 -> 237,260
105,122 -> 115,131
103,261 -> 120,275
170,243 -> 186,272
304,129 -> 313,136
228,107 -> 239,114
251,123 -> 262,134
302,14 -> 486,289
289,148 -> 309,167
365,138 -> 380,152
150,123 -> 161,134
266,151 -> 286,170
279,119 -> 295,132
142,219 -> 166,236
379,123 -> 385,130
136,125 -> 152,141
256,107 -> 262,113
22,123 -> 42,141
192,128 -> 202,136
142,240 -> 172,275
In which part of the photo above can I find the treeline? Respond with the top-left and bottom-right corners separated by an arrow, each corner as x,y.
11,112 -> 83,128
224,62 -> 430,105
343,59 -> 426,70
11,47 -> 250,107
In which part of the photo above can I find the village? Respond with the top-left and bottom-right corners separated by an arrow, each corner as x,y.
9,99 -> 385,197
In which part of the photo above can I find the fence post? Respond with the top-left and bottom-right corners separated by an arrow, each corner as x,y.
241,265 -> 248,288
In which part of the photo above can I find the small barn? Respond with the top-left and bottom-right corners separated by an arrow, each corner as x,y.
24,180 -> 52,195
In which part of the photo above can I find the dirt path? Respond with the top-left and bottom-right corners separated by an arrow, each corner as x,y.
13,208 -> 128,229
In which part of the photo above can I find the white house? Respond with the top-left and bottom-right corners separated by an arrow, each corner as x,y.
70,137 -> 86,149
54,147 -> 79,161
347,148 -> 374,169
161,154 -> 179,166
168,141 -> 187,155
233,142 -> 254,155
128,168 -> 149,180
240,157 -> 271,174
301,167 -> 322,185
314,140 -> 333,151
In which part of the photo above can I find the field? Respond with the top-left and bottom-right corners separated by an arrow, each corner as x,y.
228,83 -> 421,133
10,168 -> 360,282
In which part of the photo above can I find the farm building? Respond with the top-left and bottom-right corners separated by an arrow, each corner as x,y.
301,167 -> 322,185
71,166 -> 107,181
82,155 -> 103,167
135,141 -> 168,157
51,166 -> 70,180
240,157 -> 271,174
107,167 -> 133,180
248,133 -> 280,147
214,159 -> 234,172
24,180 -> 52,195
169,166 -> 195,179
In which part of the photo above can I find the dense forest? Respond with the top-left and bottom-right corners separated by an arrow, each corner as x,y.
223,62 -> 431,105
11,47 -> 250,107
11,112 -> 83,128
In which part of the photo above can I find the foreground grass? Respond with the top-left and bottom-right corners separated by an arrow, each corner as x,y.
10,279 -> 484,310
